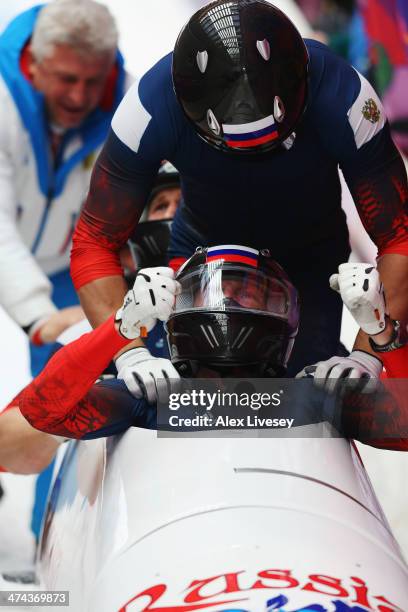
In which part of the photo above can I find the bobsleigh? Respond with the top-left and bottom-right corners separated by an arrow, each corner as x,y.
38,424 -> 408,612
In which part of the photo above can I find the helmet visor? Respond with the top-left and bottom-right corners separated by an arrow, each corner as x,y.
175,261 -> 290,318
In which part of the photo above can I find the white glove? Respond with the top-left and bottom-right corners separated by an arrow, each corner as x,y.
296,350 -> 383,394
329,263 -> 386,336
116,267 -> 181,339
115,347 -> 180,403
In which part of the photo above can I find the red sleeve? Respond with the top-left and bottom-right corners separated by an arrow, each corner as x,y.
168,257 -> 187,273
368,373 -> 408,451
381,344 -> 408,378
70,214 -> 124,289
341,383 -> 408,451
18,316 -> 131,438
344,346 -> 408,451
378,241 -> 408,257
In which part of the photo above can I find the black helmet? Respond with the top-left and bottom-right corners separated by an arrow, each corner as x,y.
127,161 -> 179,271
172,0 -> 309,154
128,219 -> 173,269
166,245 -> 299,376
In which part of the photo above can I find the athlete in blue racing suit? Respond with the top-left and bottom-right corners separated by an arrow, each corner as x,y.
71,1 -> 408,382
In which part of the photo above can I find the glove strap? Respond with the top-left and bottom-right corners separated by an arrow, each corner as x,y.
115,346 -> 151,369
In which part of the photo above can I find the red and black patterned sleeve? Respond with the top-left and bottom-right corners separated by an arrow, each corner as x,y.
381,344 -> 408,379
71,129 -> 160,290
16,316 -> 137,439
337,345 -> 408,451
331,374 -> 408,452
342,124 -> 408,257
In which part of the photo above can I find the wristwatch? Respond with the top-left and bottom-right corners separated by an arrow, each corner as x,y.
369,319 -> 407,353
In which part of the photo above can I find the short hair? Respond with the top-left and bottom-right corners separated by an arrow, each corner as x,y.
30,0 -> 118,62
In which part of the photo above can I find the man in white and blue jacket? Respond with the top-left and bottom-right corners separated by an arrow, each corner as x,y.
0,0 -> 130,540
0,0 -> 130,375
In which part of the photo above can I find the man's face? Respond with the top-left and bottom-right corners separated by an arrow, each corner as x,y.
193,274 -> 268,311
29,44 -> 114,128
221,277 -> 268,310
147,187 -> 181,221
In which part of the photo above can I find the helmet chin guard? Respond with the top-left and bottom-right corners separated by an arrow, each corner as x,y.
128,219 -> 173,269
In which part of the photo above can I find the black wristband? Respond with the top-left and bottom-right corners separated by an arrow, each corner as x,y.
369,320 -> 407,353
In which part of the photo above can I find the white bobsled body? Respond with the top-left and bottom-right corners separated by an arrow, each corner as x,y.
39,424 -> 408,611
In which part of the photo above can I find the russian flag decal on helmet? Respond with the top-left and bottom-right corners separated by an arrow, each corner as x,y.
207,245 -> 259,267
222,114 -> 278,149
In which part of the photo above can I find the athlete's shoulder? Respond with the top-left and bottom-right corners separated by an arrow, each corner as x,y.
305,39 -> 386,156
112,52 -> 183,156
138,52 -> 176,112
306,39 -> 361,111
113,52 -> 174,121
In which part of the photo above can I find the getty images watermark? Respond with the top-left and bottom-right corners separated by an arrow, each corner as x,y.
167,388 -> 294,430
156,377 -> 408,439
155,379 -> 310,437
